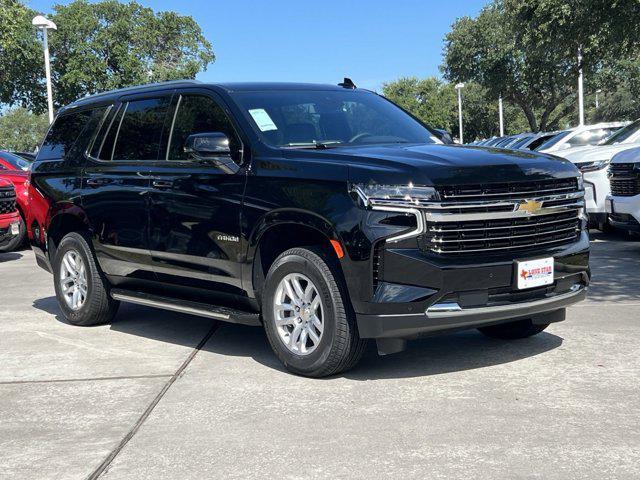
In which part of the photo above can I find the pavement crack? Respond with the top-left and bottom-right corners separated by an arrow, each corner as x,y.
0,374 -> 173,385
86,322 -> 219,480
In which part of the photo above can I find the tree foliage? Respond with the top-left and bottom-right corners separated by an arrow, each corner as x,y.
0,107 -> 49,151
383,77 -> 529,141
442,0 -> 640,132
0,0 -> 215,112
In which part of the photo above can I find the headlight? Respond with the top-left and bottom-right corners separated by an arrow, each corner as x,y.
353,183 -> 439,208
577,159 -> 609,173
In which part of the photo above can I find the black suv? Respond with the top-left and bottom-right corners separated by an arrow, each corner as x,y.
29,80 -> 590,377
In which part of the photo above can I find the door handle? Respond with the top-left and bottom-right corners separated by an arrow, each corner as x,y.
152,179 -> 174,189
86,177 -> 113,187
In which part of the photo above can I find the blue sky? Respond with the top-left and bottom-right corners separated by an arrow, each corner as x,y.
27,0 -> 486,91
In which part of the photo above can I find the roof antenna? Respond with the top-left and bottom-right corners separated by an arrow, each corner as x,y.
338,77 -> 357,89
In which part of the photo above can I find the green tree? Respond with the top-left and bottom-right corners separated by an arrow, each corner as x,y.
0,0 -> 43,111
383,77 -> 529,141
0,0 -> 215,112
442,0 -> 639,132
383,77 -> 457,132
0,107 -> 49,151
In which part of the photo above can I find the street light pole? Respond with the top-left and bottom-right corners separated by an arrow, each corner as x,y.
577,46 -> 585,126
455,83 -> 465,144
595,89 -> 602,109
32,15 -> 57,124
498,96 -> 504,137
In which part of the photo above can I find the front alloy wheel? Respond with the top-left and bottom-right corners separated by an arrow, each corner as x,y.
274,273 -> 324,355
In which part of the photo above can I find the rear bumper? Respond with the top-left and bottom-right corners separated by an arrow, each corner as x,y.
357,284 -> 585,339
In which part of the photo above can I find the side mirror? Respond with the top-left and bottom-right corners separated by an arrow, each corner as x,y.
185,132 -> 231,156
184,132 -> 239,174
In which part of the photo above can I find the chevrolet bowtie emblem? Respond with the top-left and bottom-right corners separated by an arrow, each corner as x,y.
518,199 -> 543,214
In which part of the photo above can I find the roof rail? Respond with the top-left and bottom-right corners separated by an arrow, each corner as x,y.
67,79 -> 202,106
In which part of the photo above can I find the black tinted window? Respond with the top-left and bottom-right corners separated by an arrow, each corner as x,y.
38,110 -> 93,160
111,98 -> 170,161
168,95 -> 238,161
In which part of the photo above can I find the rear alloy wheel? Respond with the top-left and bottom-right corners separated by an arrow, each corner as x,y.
263,247 -> 367,377
53,232 -> 119,326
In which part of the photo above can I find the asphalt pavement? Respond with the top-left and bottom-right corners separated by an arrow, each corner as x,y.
1,231 -> 639,479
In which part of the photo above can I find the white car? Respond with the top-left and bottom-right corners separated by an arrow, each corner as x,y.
536,122 -> 628,154
606,147 -> 640,235
553,119 -> 640,230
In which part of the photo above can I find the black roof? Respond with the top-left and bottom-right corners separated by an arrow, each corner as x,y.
61,80 -> 360,112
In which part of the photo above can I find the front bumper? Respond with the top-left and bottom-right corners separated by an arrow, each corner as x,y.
355,232 -> 590,340
606,193 -> 640,231
0,212 -> 21,248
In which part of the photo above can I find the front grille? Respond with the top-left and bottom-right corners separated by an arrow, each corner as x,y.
438,178 -> 578,201
609,163 -> 640,197
0,187 -> 16,215
418,179 -> 583,255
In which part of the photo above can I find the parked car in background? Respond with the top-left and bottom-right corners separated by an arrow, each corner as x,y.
558,119 -> 640,230
0,152 -> 30,250
0,179 -> 21,252
0,151 -> 32,171
606,146 -> 640,235
516,131 -> 560,151
28,80 -> 588,377
536,122 -> 627,154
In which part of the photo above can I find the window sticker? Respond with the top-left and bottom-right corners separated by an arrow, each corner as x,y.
249,108 -> 278,132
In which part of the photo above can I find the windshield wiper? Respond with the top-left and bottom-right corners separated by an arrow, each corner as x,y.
283,141 -> 344,150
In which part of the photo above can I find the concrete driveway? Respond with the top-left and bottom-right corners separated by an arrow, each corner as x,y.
1,232 -> 639,479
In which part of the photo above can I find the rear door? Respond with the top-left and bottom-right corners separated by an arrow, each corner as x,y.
147,89 -> 247,298
81,92 -> 173,285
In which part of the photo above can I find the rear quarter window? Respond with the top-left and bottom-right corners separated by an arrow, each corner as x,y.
37,108 -> 107,161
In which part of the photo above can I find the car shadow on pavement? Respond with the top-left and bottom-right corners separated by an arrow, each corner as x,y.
33,296 -> 563,380
0,251 -> 23,263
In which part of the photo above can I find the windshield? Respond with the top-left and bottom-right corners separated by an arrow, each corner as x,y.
535,130 -> 572,150
603,119 -> 640,145
230,90 -> 441,148
0,151 -> 31,170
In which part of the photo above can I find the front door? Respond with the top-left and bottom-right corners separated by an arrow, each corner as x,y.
82,93 -> 173,285
147,90 -> 247,299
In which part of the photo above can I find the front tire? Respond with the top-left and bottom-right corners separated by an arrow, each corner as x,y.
478,318 -> 548,340
53,232 -> 119,326
262,247 -> 366,377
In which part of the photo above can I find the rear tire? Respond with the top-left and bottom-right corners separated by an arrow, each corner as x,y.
53,232 -> 119,326
262,247 -> 366,377
478,319 -> 548,340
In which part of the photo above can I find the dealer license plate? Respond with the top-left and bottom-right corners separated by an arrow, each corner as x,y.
516,257 -> 554,290
10,223 -> 19,235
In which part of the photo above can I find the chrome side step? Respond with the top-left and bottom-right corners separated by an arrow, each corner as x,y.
110,289 -> 261,326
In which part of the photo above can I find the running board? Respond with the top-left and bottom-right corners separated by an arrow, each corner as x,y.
110,289 -> 261,326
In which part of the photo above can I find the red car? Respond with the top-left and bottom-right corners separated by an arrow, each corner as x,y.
0,179 -> 21,251
0,151 -> 31,252
0,151 -> 31,251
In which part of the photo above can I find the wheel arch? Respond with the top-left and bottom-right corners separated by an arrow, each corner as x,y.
247,210 -> 346,303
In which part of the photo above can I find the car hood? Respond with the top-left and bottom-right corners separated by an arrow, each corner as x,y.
611,146 -> 640,163
560,143 -> 640,163
285,143 -> 579,186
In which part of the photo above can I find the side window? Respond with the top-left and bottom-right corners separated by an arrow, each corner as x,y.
110,97 -> 171,161
94,105 -> 125,160
38,110 -> 94,160
167,95 -> 239,161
